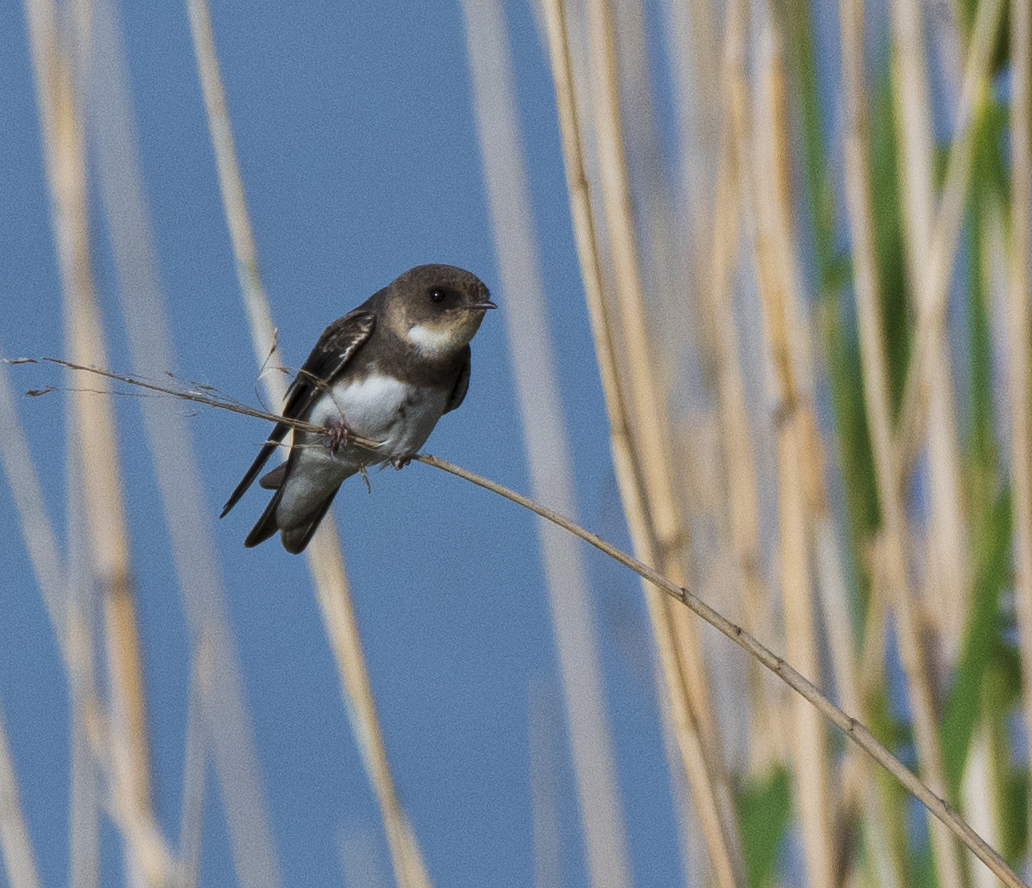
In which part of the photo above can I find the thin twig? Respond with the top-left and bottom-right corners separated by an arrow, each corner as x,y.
7,357 -> 383,450
414,454 -> 1028,888
16,357 -> 1026,886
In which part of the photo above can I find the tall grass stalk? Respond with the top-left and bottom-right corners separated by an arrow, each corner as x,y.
589,0 -> 745,878
0,702 -> 42,888
542,0 -> 744,883
1009,0 -> 1032,843
178,646 -> 210,888
838,0 -> 909,883
750,23 -> 836,886
461,1 -> 633,884
548,0 -> 1030,883
23,0 -> 161,881
84,0 -> 284,882
185,2 -> 431,884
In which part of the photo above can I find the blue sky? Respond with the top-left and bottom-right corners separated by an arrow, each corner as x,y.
1,2 -> 688,886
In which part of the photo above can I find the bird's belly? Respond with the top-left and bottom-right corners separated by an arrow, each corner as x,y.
309,374 -> 449,460
276,377 -> 446,528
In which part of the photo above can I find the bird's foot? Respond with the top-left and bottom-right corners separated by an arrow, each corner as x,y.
324,419 -> 354,454
391,453 -> 415,470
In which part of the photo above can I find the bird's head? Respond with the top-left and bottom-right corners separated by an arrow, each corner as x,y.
385,264 -> 495,358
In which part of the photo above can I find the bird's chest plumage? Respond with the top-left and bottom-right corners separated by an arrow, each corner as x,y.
308,371 -> 449,458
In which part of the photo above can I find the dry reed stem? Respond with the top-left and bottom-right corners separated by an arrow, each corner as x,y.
889,0 -> 937,309
586,0 -> 745,878
609,0 -> 688,390
184,0 -> 280,391
891,0 -> 1003,660
0,703 -> 43,888
69,682 -> 100,888
541,0 -> 744,883
59,84 -> 154,888
85,0 -> 283,881
305,530 -> 432,888
22,0 -> 161,878
889,0 -> 968,660
800,355 -> 895,882
850,3 -> 961,883
872,173 -> 965,888
666,0 -> 721,230
962,730 -> 1000,888
815,520 -> 903,888
416,453 -> 1029,888
540,0 -> 642,539
708,151 -> 780,770
693,0 -> 779,778
889,0 -> 970,826
708,0 -> 791,778
748,23 -> 835,887
710,163 -> 778,711
185,3 -> 430,883
1008,0 -> 1032,836
894,0 -> 1006,478
654,657 -> 709,888
887,3 -> 1007,884
1,351 -> 106,884
540,0 -> 649,558
586,0 -> 690,563
65,480 -> 102,888
835,1 -> 914,884
462,1 -> 633,884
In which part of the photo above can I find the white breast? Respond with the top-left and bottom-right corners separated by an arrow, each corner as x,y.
309,373 -> 448,458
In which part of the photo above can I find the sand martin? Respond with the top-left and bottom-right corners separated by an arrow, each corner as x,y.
221,264 -> 495,553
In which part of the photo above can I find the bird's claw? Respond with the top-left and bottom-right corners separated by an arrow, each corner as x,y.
324,420 -> 353,453
391,453 -> 414,470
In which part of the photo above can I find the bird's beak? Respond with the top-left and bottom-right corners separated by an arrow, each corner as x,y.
470,300 -> 497,310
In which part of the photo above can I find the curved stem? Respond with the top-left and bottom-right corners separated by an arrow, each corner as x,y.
416,453 -> 1028,888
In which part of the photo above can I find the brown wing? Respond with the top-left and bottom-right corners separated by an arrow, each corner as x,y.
220,310 -> 376,518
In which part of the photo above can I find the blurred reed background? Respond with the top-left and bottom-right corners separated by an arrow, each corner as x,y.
1,0 -> 1030,886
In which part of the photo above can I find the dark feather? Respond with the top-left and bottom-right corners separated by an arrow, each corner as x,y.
243,485 -> 284,548
258,463 -> 287,489
280,486 -> 342,554
444,346 -> 472,414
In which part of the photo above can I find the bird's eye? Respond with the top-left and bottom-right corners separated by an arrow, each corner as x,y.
429,288 -> 447,304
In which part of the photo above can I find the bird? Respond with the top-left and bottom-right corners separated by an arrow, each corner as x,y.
221,264 -> 495,553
